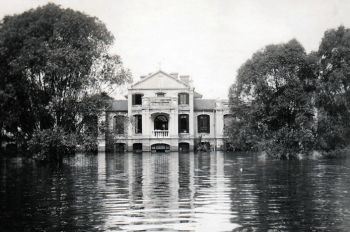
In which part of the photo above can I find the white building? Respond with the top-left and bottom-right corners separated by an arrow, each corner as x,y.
98,70 -> 232,152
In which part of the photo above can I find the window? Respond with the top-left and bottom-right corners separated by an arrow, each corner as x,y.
178,93 -> 189,105
198,114 -> 210,133
114,115 -> 126,134
132,94 -> 143,105
156,92 -> 165,97
223,114 -> 234,135
134,115 -> 142,134
178,114 -> 189,133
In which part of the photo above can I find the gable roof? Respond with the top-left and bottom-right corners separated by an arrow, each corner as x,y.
194,99 -> 217,111
131,70 -> 189,89
108,100 -> 128,111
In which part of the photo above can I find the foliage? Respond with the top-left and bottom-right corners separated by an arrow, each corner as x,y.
0,3 -> 131,160
315,26 -> 350,151
113,115 -> 127,134
228,27 -> 350,158
105,114 -> 129,151
227,86 -> 260,151
28,127 -> 76,162
228,39 -> 317,158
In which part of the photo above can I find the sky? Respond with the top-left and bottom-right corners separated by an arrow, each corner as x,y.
1,0 -> 350,99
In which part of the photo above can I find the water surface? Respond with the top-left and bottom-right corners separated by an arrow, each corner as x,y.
1,152 -> 350,231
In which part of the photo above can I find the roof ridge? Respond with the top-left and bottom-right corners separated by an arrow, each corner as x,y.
131,70 -> 190,88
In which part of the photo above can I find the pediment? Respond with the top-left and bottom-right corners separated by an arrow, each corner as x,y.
131,71 -> 189,89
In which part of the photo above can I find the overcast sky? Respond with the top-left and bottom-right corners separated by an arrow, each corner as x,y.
1,0 -> 350,99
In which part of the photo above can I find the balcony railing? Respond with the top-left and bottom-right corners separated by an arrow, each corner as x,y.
152,130 -> 169,138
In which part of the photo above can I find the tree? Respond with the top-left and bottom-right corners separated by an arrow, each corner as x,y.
0,4 -> 131,158
227,84 -> 260,151
228,39 -> 317,158
316,26 -> 350,153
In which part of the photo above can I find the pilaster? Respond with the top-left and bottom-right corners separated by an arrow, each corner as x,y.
189,89 -> 194,138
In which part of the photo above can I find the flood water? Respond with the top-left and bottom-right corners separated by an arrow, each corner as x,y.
1,152 -> 350,231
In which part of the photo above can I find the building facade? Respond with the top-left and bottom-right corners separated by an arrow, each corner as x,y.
98,70 -> 232,152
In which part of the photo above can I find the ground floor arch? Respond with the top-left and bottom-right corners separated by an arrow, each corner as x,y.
151,143 -> 170,152
107,139 -> 223,152
133,143 -> 143,152
114,143 -> 126,152
178,142 -> 190,152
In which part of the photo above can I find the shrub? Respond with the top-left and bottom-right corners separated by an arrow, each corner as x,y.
28,128 -> 76,162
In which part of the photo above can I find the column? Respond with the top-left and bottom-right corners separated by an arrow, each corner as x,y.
97,111 -> 106,151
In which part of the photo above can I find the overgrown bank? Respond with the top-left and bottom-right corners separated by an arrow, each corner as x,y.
227,26 -> 350,159
0,4 -> 131,162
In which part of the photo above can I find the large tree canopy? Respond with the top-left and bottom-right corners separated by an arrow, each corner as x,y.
0,3 -> 130,153
316,26 -> 350,151
229,39 -> 317,158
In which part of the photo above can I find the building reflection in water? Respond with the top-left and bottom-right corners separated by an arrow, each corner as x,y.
92,151 -> 350,231
98,151 -> 239,231
2,152 -> 350,231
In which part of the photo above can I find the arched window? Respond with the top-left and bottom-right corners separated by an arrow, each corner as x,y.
114,115 -> 126,134
178,93 -> 189,105
198,114 -> 210,133
154,115 -> 168,130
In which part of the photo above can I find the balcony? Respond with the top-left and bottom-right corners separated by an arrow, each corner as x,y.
152,130 -> 169,138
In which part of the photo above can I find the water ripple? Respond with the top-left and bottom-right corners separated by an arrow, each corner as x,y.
1,152 -> 350,231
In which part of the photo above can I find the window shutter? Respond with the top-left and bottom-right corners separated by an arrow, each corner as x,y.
186,115 -> 189,131
139,115 -> 142,133
198,115 -> 210,133
207,115 -> 210,133
198,116 -> 201,133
